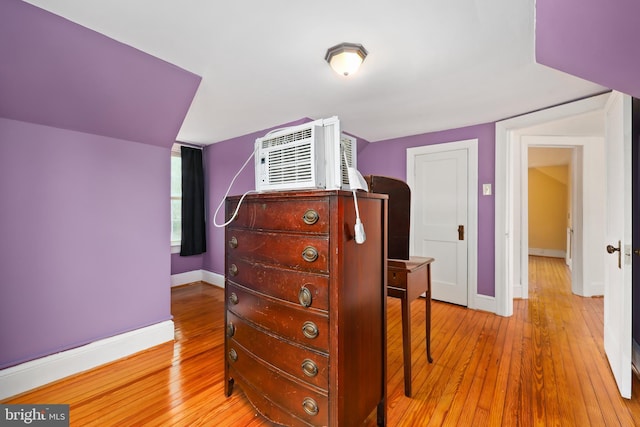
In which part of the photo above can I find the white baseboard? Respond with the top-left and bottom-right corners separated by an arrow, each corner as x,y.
583,281 -> 604,297
0,320 -> 174,400
512,283 -> 523,299
529,248 -> 566,258
202,270 -> 224,288
170,269 -> 204,287
472,294 -> 496,314
171,269 -> 224,288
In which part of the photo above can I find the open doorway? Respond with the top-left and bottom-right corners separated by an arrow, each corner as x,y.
528,147 -> 573,270
495,93 -> 609,316
518,136 -> 604,300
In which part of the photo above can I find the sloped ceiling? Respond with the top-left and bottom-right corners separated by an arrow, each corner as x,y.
536,0 -> 640,101
529,147 -> 573,168
14,0 -> 607,145
0,0 -> 201,148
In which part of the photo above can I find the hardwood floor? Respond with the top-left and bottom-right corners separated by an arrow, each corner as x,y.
4,256 -> 640,426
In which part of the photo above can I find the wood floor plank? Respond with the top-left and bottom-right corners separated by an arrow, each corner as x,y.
484,309 -> 516,427
502,299 -> 526,427
441,312 -> 496,426
4,258 -> 640,426
427,309 -> 491,426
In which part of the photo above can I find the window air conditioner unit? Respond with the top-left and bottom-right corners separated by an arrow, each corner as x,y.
255,116 -> 357,192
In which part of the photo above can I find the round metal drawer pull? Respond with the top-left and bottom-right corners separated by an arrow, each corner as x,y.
301,246 -> 318,263
228,348 -> 238,362
228,292 -> 238,305
302,321 -> 319,339
228,236 -> 238,249
226,322 -> 235,337
302,397 -> 319,416
229,264 -> 238,276
301,359 -> 318,378
302,209 -> 319,225
298,286 -> 313,307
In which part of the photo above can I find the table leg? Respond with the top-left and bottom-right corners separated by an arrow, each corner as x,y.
426,265 -> 433,363
401,295 -> 412,397
376,397 -> 386,426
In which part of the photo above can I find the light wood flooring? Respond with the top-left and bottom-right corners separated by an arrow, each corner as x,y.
4,256 -> 640,426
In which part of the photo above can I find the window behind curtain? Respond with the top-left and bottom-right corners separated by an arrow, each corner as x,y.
171,145 -> 182,246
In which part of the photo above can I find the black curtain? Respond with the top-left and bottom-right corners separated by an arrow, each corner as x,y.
180,146 -> 206,256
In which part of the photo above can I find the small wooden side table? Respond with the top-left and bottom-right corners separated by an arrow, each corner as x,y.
387,256 -> 435,397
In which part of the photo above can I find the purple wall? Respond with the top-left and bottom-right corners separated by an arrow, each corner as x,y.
171,252 -> 204,275
0,1 -> 200,369
0,119 -> 171,369
359,124 -> 496,297
0,0 -> 200,147
535,0 -> 640,99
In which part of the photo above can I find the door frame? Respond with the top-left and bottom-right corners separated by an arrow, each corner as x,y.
407,139 -> 479,310
520,137 -> 605,299
495,93 -> 610,316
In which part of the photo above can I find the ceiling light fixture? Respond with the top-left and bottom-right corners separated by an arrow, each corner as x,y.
325,42 -> 368,77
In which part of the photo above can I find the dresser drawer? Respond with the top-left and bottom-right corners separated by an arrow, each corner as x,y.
227,197 -> 329,233
227,283 -> 329,352
224,258 -> 329,311
227,229 -> 329,273
228,343 -> 329,426
227,311 -> 329,390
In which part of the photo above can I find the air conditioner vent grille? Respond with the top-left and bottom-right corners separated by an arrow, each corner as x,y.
262,128 -> 313,149
266,143 -> 313,184
341,136 -> 354,185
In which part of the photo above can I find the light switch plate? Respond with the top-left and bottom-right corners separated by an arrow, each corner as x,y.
483,184 -> 492,196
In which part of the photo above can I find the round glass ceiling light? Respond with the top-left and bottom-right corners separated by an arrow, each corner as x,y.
325,42 -> 368,76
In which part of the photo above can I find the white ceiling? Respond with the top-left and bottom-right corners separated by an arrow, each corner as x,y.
24,0 -> 606,145
528,147 -> 573,168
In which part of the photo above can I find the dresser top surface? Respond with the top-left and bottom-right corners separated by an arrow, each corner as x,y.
226,189 -> 388,202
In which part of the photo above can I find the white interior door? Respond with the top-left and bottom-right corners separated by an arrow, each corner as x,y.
411,149 -> 468,306
603,91 -> 632,399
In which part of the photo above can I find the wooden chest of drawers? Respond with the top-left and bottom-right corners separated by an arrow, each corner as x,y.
224,190 -> 388,426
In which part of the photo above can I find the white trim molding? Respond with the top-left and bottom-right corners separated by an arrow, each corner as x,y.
529,248 -> 566,259
202,270 -> 225,288
0,320 -> 174,400
171,269 -> 205,287
494,93 -> 610,317
171,269 -> 225,288
472,294 -> 496,314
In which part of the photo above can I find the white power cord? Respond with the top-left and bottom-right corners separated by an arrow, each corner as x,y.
352,190 -> 366,244
212,150 -> 258,228
343,151 -> 367,244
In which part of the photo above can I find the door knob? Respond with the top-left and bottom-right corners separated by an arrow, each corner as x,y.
606,240 -> 621,269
